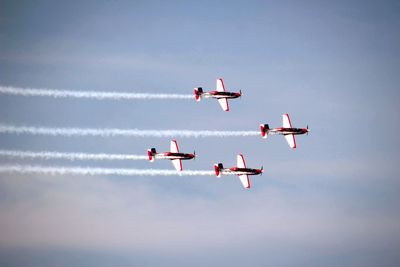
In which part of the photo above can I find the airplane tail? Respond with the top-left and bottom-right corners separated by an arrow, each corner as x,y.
214,163 -> 223,177
147,148 -> 156,162
194,87 -> 203,102
260,124 -> 270,139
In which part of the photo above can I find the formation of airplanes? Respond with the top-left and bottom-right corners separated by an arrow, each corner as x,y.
147,114 -> 307,188
147,78 -> 308,189
147,139 -> 264,188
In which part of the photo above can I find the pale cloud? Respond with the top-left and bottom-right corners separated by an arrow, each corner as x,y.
1,173 -> 398,255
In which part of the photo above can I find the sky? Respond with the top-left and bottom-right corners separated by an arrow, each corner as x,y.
0,0 -> 400,266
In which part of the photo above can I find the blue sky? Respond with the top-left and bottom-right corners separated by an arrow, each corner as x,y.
0,1 -> 399,266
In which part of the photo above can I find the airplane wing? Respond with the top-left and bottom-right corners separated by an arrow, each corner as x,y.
237,154 -> 247,168
216,78 -> 226,92
282,113 -> 293,128
284,134 -> 296,149
170,140 -> 179,153
218,98 -> 229,111
237,155 -> 250,188
171,159 -> 183,171
239,174 -> 250,188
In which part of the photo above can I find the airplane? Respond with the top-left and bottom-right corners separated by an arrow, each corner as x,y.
194,78 -> 242,111
148,140 -> 195,171
260,113 -> 309,149
214,154 -> 263,189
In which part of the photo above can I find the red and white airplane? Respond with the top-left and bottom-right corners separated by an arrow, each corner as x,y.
260,113 -> 309,149
214,154 -> 263,189
148,140 -> 195,171
194,78 -> 242,111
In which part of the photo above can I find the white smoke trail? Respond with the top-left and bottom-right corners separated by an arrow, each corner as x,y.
0,164 -> 215,176
0,124 -> 260,138
0,150 -> 147,161
0,86 -> 193,100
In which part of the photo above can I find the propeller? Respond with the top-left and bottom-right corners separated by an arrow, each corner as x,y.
306,125 -> 309,135
261,166 -> 264,175
193,150 -> 196,160
240,90 -> 242,99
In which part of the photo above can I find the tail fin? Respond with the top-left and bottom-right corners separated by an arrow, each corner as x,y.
147,148 -> 156,162
214,163 -> 223,177
260,124 -> 270,139
194,87 -> 203,102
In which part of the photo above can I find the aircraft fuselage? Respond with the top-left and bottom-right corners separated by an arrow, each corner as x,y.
202,91 -> 241,99
221,167 -> 262,176
154,152 -> 195,160
269,127 -> 308,135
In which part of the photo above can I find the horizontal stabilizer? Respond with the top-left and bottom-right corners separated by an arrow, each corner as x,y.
194,87 -> 203,102
260,124 -> 269,139
147,149 -> 154,162
214,163 -> 222,177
